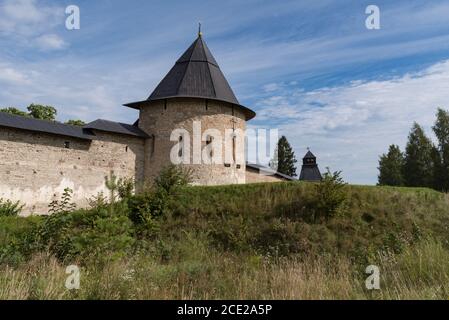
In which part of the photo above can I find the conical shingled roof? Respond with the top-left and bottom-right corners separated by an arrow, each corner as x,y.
303,150 -> 316,159
124,35 -> 256,120
299,166 -> 322,181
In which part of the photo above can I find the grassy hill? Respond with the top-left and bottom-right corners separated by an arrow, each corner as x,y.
1,181 -> 449,299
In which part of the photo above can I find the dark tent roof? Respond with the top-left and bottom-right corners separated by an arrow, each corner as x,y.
0,112 -> 148,140
303,150 -> 316,159
246,162 -> 297,181
299,166 -> 322,182
124,35 -> 256,120
299,149 -> 322,181
0,112 -> 93,140
84,119 -> 149,138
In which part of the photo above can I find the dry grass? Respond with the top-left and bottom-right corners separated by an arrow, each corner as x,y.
2,182 -> 449,300
1,240 -> 448,300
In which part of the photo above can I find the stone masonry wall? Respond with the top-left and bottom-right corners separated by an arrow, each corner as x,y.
138,98 -> 247,185
0,127 -> 145,216
245,168 -> 288,184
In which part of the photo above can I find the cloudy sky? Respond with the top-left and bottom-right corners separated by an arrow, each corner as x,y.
1,0 -> 449,184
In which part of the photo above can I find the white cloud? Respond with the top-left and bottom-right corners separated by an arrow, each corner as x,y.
35,34 -> 67,50
0,56 -> 142,123
262,83 -> 280,92
254,60 -> 449,184
0,0 -> 65,49
0,63 -> 29,84
2,0 -> 43,22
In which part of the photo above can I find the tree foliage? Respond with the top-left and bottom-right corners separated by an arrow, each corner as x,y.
379,108 -> 449,191
432,108 -> 449,191
65,119 -> 86,126
0,198 -> 24,217
27,104 -> 57,121
403,123 -> 435,188
0,107 -> 28,117
378,145 -> 404,186
48,188 -> 76,215
270,136 -> 297,177
154,165 -> 193,194
313,168 -> 347,222
0,104 -> 58,121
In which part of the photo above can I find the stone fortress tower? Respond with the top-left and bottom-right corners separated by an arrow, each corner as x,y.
124,31 -> 256,185
0,29 -> 297,215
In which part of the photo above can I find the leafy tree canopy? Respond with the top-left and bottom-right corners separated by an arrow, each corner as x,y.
65,119 -> 86,126
0,107 -> 28,117
1,104 -> 86,126
27,103 -> 57,121
432,108 -> 449,191
270,136 -> 297,177
378,144 -> 404,186
403,122 -> 435,188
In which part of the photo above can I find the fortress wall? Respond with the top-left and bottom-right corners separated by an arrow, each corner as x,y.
139,99 -> 247,185
245,167 -> 289,184
0,127 -> 145,216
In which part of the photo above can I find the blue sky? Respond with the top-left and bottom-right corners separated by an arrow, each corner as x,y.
1,0 -> 449,184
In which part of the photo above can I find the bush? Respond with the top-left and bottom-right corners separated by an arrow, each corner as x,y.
127,189 -> 167,224
48,188 -> 76,214
311,169 -> 347,222
125,165 -> 192,229
0,198 -> 24,217
87,192 -> 108,209
105,171 -> 135,203
117,177 -> 135,200
154,165 -> 193,194
36,204 -> 136,263
0,215 -> 42,265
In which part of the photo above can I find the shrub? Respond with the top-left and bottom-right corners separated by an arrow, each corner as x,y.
209,215 -> 253,252
105,171 -> 135,203
105,171 -> 119,204
117,177 -> 135,200
87,192 -> 108,209
58,212 -> 135,263
124,165 -> 192,229
252,218 -> 304,256
48,188 -> 76,214
0,215 -> 42,265
128,189 -> 167,224
311,169 -> 347,222
36,204 -> 136,263
0,198 -> 24,217
154,165 -> 193,194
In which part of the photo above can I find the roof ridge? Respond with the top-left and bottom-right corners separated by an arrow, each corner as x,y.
185,37 -> 196,61
174,38 -> 200,96
0,111 -> 92,140
83,118 -> 149,138
124,35 -> 257,120
201,38 -> 217,99
0,111 -> 82,128
86,118 -> 135,126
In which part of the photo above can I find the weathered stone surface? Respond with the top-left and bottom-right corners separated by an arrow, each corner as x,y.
138,98 -> 247,185
0,99 -> 287,216
0,127 -> 144,215
246,167 -> 290,183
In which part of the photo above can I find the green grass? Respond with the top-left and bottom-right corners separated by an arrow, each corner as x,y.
164,182 -> 449,257
0,216 -> 42,248
1,240 -> 448,299
1,181 -> 449,299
